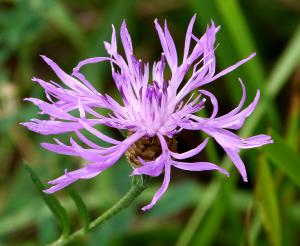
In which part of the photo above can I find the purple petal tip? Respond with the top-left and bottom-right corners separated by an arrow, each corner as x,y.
249,52 -> 256,58
43,188 -> 54,194
141,205 -> 151,211
40,54 -> 47,60
224,171 -> 230,177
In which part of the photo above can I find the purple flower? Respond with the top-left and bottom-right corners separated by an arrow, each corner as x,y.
22,16 -> 273,211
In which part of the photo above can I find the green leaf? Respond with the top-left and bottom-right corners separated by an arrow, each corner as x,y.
24,163 -> 71,237
191,196 -> 225,246
175,178 -> 224,246
67,188 -> 90,233
264,131 -> 300,188
249,212 -> 262,246
37,216 -> 59,245
255,155 -> 281,246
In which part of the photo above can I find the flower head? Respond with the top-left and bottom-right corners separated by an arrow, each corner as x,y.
22,16 -> 272,211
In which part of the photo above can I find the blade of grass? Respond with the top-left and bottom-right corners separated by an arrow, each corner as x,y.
191,180 -> 243,246
175,176 -> 226,246
215,0 -> 280,131
264,131 -> 300,188
24,163 -> 71,238
0,187 -> 108,238
249,210 -> 262,246
188,0 -> 243,102
48,175 -> 150,246
255,155 -> 281,246
189,0 -> 279,129
215,0 -> 265,83
242,24 -> 300,137
176,23 -> 300,246
267,25 -> 300,98
67,189 -> 90,233
191,196 -> 225,246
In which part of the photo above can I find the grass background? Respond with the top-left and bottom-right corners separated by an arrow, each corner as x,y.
0,0 -> 300,245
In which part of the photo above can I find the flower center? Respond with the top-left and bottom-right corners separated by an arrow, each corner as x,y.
125,132 -> 177,168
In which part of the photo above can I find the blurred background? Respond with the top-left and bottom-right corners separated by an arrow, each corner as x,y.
0,0 -> 300,245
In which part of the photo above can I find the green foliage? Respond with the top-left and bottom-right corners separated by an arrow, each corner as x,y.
264,131 -> 300,188
24,163 -> 71,237
256,155 -> 281,246
0,0 -> 299,245
146,181 -> 200,218
67,188 -> 90,233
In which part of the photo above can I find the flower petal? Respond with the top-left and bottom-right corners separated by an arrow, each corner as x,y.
223,147 -> 248,181
199,89 -> 218,118
200,53 -> 256,86
41,55 -> 92,93
172,160 -> 229,176
183,14 -> 196,62
131,157 -> 164,177
120,20 -> 134,64
44,167 -> 102,193
21,119 -> 99,135
24,98 -> 76,121
141,162 -> 171,211
154,19 -> 177,71
79,119 -> 121,145
170,138 -> 209,160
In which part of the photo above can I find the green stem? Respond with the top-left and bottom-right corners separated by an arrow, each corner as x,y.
48,175 -> 150,246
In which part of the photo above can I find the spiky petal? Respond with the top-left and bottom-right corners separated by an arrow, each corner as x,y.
22,16 -> 272,210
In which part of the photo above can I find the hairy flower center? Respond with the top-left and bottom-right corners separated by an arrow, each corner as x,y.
125,132 -> 177,168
